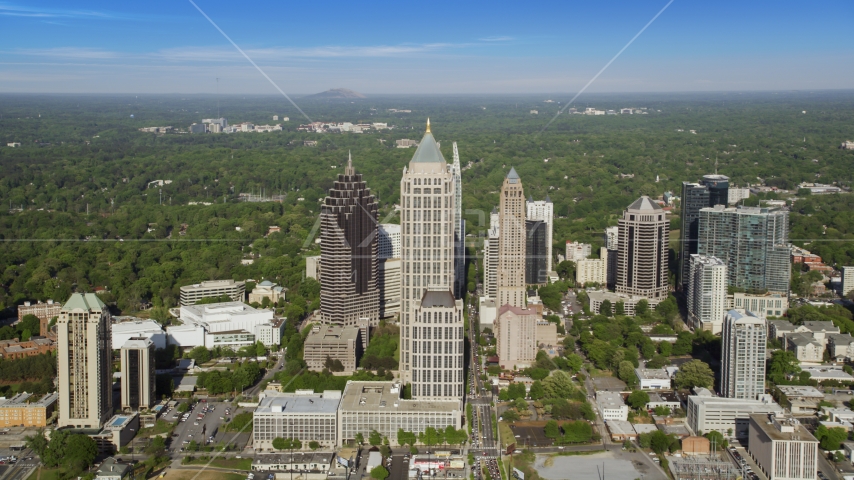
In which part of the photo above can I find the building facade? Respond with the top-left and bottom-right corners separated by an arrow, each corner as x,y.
525,219 -> 548,285
727,292 -> 788,318
721,310 -> 767,400
16,299 -> 62,334
686,395 -> 784,438
843,266 -> 854,297
697,205 -> 790,294
378,224 -> 401,260
748,414 -> 818,480
565,241 -> 592,262
398,121 -> 460,400
497,168 -> 527,308
303,325 -> 363,374
319,153 -> 380,326
576,247 -> 608,286
248,280 -> 286,305
687,255 -> 727,334
180,280 -> 245,306
120,337 -> 156,411
494,304 -> 538,370
253,391 -> 341,451
616,196 -> 670,303
0,392 -> 58,428
526,197 -> 554,272
482,213 -> 500,300
58,293 -> 113,429
410,290 -> 464,399
378,258 -> 401,318
680,175 -> 729,288
451,142 -> 466,299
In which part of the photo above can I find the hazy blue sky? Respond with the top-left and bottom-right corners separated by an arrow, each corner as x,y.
1,0 -> 852,94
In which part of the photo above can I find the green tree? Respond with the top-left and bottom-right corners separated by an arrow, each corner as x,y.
188,345 -> 211,364
674,360 -> 715,390
704,431 -> 727,450
502,410 -> 520,422
542,371 -> 577,399
309,441 -> 320,451
355,432 -> 364,445
544,420 -> 560,439
658,341 -> 672,357
815,425 -> 848,450
768,350 -> 800,383
529,380 -> 545,400
177,402 -> 190,413
255,341 -> 267,356
618,361 -> 638,387
564,353 -> 583,373
600,300 -> 612,317
626,390 -> 650,410
370,465 -> 389,480
636,299 -> 649,316
369,429 -> 382,446
615,301 -> 625,316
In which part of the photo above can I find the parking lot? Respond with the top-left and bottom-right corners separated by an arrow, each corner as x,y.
166,401 -> 248,452
508,423 -> 553,448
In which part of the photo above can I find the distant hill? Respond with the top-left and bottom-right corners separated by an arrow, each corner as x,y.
306,88 -> 366,99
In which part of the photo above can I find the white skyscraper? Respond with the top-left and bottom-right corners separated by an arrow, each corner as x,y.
721,309 -> 767,400
378,224 -> 401,259
483,207 -> 500,300
451,142 -> 466,298
687,255 -> 727,334
605,226 -> 619,250
399,120 -> 463,401
526,196 -> 554,272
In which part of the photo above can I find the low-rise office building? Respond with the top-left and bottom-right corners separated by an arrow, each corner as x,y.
635,368 -> 671,390
0,336 -> 55,360
95,457 -> 132,480
827,333 -> 854,361
254,318 -> 286,347
686,395 -> 784,438
111,319 -> 168,350
17,299 -> 62,334
179,280 -> 246,306
587,290 -> 650,316
596,391 -> 629,421
92,414 -> 139,453
727,292 -> 788,318
250,452 -> 335,473
337,381 -> 461,446
748,414 -> 818,480
253,391 -> 342,451
535,320 -> 558,348
248,280 -> 286,305
784,333 -> 823,364
303,325 -> 362,374
776,385 -> 824,415
0,392 -> 58,427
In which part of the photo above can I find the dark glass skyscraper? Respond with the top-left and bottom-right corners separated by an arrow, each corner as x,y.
525,220 -> 547,285
679,174 -> 729,289
320,153 -> 380,326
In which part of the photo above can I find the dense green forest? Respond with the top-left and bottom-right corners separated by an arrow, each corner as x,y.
1,92 -> 853,314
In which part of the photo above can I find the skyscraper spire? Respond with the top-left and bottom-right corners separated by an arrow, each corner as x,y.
345,150 -> 354,176
426,117 -> 431,133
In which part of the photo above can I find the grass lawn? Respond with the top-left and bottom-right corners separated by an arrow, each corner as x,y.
498,422 -> 516,448
27,467 -> 61,480
184,457 -> 252,471
164,469 -> 246,480
138,419 -> 175,437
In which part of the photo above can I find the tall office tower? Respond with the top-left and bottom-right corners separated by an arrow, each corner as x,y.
679,175 -> 730,289
378,224 -> 401,259
687,255 -> 727,334
121,337 -> 156,410
697,205 -> 790,294
451,142 -> 466,299
399,120 -> 461,400
410,290 -> 464,399
721,309 -> 766,399
615,196 -> 670,303
319,153 -> 380,326
495,305 -> 538,370
526,196 -> 554,272
483,209 -> 500,300
57,293 -> 113,429
525,220 -> 548,285
497,168 -> 527,308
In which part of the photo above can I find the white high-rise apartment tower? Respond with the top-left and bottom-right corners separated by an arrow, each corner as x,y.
497,168 -> 526,308
58,293 -> 113,429
721,309 -> 767,400
378,224 -> 401,259
687,255 -> 727,334
526,196 -> 554,272
451,142 -> 466,298
399,120 -> 464,401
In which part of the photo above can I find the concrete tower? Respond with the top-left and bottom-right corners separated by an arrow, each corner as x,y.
721,309 -> 766,400
399,120 -> 463,400
319,152 -> 380,326
121,337 -> 156,410
57,293 -> 113,429
497,168 -> 526,308
616,196 -> 670,303
451,142 -> 466,299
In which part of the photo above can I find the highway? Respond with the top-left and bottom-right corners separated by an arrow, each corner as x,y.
0,450 -> 38,480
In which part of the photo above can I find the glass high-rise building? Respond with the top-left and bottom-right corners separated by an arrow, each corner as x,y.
679,174 -> 730,289
319,153 -> 380,326
697,205 -> 790,294
525,219 -> 547,285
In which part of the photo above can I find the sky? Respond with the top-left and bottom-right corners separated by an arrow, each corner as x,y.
1,0 -> 853,94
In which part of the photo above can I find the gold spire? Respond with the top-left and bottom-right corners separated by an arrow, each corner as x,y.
426,118 -> 431,134
345,150 -> 354,175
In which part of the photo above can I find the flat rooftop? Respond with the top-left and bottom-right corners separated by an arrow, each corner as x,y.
777,385 -> 824,398
596,391 -> 626,409
749,414 -> 819,443
252,452 -> 334,465
304,325 -> 360,345
255,391 -> 342,415
180,279 -> 244,291
112,319 -> 163,334
0,392 -> 58,408
339,381 -> 461,414
636,368 -> 670,380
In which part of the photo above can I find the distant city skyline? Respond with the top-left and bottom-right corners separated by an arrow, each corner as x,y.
1,1 -> 853,94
